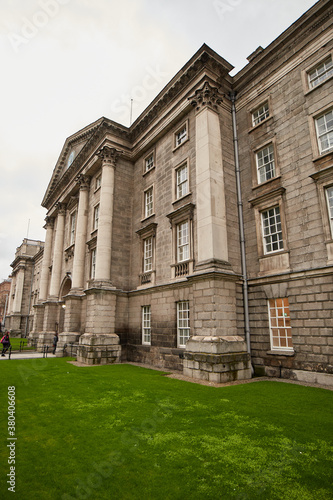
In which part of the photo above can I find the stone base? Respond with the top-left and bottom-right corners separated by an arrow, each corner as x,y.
77,333 -> 121,365
56,332 -> 81,357
37,332 -> 55,352
184,336 -> 252,383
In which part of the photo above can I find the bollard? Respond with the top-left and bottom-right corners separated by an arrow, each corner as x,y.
8,346 -> 12,360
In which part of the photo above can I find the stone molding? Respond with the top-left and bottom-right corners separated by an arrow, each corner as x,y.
188,81 -> 224,113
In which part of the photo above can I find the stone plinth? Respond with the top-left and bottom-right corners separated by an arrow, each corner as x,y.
184,336 -> 252,383
37,332 -> 55,352
77,333 -> 121,365
56,332 -> 81,357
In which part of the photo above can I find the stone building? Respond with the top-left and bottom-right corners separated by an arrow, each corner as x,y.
6,239 -> 44,337
0,279 -> 11,328
30,0 -> 333,384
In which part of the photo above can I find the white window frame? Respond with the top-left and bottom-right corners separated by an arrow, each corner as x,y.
174,120 -> 188,149
143,237 -> 153,273
142,305 -> 151,345
95,174 -> 101,191
177,301 -> 190,348
144,187 -> 154,219
261,206 -> 284,254
93,204 -> 100,231
70,210 -> 77,245
90,248 -> 96,279
315,109 -> 333,155
325,186 -> 333,238
308,55 -> 333,89
256,144 -> 275,184
252,101 -> 269,127
177,221 -> 189,263
176,163 -> 189,199
144,152 -> 155,173
268,298 -> 293,351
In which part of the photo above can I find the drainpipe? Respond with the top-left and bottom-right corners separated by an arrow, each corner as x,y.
229,91 -> 252,359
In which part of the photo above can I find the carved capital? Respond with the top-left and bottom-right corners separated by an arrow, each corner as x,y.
76,174 -> 91,190
188,81 -> 223,112
55,202 -> 66,216
44,216 -> 54,230
97,146 -> 123,167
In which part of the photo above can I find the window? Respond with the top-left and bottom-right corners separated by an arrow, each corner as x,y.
95,174 -> 101,190
326,186 -> 333,237
143,237 -> 153,272
90,248 -> 96,279
268,298 -> 293,351
174,121 -> 188,148
261,206 -> 284,254
315,110 -> 333,155
144,153 -> 154,173
176,163 -> 189,199
177,221 -> 189,262
70,211 -> 76,245
308,56 -> 333,89
252,102 -> 269,126
177,301 -> 190,348
144,187 -> 154,218
256,144 -> 275,184
67,150 -> 75,169
93,204 -> 100,230
142,305 -> 151,345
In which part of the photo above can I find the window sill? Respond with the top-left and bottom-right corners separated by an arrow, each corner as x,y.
141,213 -> 155,223
248,115 -> 273,133
143,166 -> 155,177
172,192 -> 192,205
304,74 -> 333,96
173,137 -> 189,152
266,349 -> 295,357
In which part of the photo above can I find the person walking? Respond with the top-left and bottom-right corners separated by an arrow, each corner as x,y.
52,333 -> 58,355
1,331 -> 11,356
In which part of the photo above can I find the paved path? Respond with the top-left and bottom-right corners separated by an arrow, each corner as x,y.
0,351 -> 56,360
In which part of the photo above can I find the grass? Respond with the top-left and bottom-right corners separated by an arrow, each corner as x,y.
5,338 -> 35,351
0,358 -> 332,500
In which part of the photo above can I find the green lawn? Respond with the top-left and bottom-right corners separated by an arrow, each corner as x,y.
6,338 -> 35,351
0,358 -> 332,500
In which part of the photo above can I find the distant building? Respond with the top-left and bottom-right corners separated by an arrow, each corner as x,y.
6,239 -> 44,336
0,279 -> 11,328
24,0 -> 333,384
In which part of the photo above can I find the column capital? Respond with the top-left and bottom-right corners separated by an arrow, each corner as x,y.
43,216 -> 54,230
75,174 -> 91,190
97,146 -> 123,167
188,81 -> 224,113
55,202 -> 67,216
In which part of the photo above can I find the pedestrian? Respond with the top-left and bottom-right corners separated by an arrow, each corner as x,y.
1,331 -> 11,356
52,333 -> 58,355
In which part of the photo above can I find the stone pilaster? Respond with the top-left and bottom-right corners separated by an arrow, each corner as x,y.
12,265 -> 25,313
39,217 -> 54,302
49,203 -> 66,299
189,81 -> 229,269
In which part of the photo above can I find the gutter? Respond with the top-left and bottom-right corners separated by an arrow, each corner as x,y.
229,91 -> 252,359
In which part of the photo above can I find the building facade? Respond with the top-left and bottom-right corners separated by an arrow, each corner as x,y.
28,0 -> 332,384
6,239 -> 44,337
0,279 -> 11,329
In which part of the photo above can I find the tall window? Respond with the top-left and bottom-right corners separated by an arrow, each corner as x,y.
174,122 -> 187,148
176,163 -> 189,199
261,206 -> 284,254
142,306 -> 151,345
144,187 -> 154,218
315,110 -> 333,154
268,298 -> 293,351
90,248 -> 96,279
143,237 -> 153,272
256,144 -> 275,184
177,301 -> 190,348
145,153 -> 154,173
70,211 -> 76,245
308,56 -> 333,88
177,221 -> 189,262
93,204 -> 100,231
326,186 -> 333,237
252,102 -> 269,126
95,174 -> 101,190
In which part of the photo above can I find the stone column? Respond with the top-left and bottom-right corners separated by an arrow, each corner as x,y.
71,175 -> 90,291
94,146 -> 122,285
12,266 -> 25,313
49,203 -> 66,299
39,217 -> 54,301
189,81 -> 229,268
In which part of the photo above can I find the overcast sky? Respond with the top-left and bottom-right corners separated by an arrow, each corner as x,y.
0,0 -> 317,280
